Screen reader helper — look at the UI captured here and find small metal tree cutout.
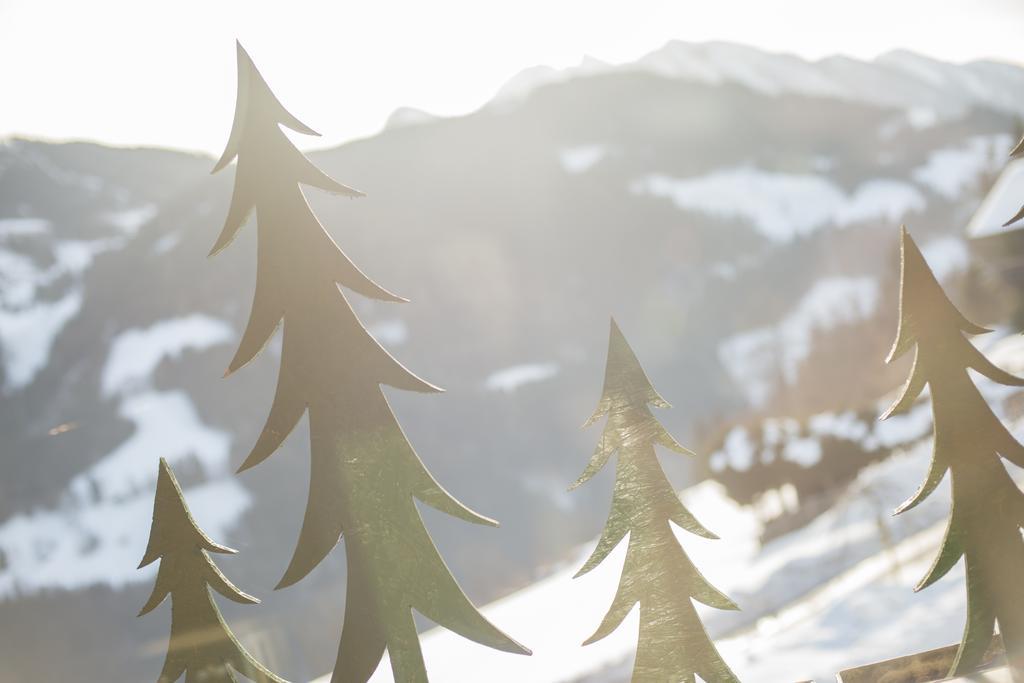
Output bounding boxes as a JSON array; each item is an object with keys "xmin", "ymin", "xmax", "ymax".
[
  {"xmin": 883, "ymin": 227, "xmax": 1024, "ymax": 678},
  {"xmin": 1007, "ymin": 135, "xmax": 1024, "ymax": 227},
  {"xmin": 571, "ymin": 319, "xmax": 740, "ymax": 682},
  {"xmin": 139, "ymin": 459, "xmax": 287, "ymax": 683},
  {"xmin": 210, "ymin": 43, "xmax": 530, "ymax": 682}
]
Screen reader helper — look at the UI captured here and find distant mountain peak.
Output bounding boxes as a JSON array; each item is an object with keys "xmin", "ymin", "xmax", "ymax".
[
  {"xmin": 489, "ymin": 54, "xmax": 611, "ymax": 107},
  {"xmin": 383, "ymin": 106, "xmax": 441, "ymax": 131},
  {"xmin": 487, "ymin": 40, "xmax": 1024, "ymax": 120}
]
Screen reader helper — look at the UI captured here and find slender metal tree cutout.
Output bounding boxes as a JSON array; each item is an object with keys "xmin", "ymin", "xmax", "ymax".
[
  {"xmin": 139, "ymin": 458, "xmax": 287, "ymax": 683},
  {"xmin": 1006, "ymin": 135, "xmax": 1024, "ymax": 227},
  {"xmin": 210, "ymin": 43, "xmax": 530, "ymax": 682},
  {"xmin": 570, "ymin": 319, "xmax": 740, "ymax": 683},
  {"xmin": 883, "ymin": 227, "xmax": 1024, "ymax": 678}
]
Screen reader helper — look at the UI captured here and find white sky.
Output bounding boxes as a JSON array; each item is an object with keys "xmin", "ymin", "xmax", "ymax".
[{"xmin": 1, "ymin": 0, "xmax": 1022, "ymax": 155}]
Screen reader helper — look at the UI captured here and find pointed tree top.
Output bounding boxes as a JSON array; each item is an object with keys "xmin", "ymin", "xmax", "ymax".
[
  {"xmin": 212, "ymin": 41, "xmax": 321, "ymax": 174},
  {"xmin": 208, "ymin": 41, "xmax": 363, "ymax": 257},
  {"xmin": 887, "ymin": 226, "xmax": 990, "ymax": 363},
  {"xmin": 585, "ymin": 318, "xmax": 669, "ymax": 426},
  {"xmin": 138, "ymin": 458, "xmax": 235, "ymax": 568}
]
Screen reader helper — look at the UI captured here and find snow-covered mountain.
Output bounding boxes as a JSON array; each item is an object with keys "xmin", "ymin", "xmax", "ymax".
[
  {"xmin": 0, "ymin": 42, "xmax": 1021, "ymax": 681},
  {"xmin": 492, "ymin": 40, "xmax": 1024, "ymax": 122}
]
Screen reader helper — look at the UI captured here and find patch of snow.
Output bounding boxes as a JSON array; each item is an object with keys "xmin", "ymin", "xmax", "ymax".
[
  {"xmin": 721, "ymin": 426, "xmax": 755, "ymax": 472},
  {"xmin": 809, "ymin": 411, "xmax": 870, "ymax": 442},
  {"xmin": 0, "ymin": 313, "xmax": 241, "ymax": 599},
  {"xmin": 53, "ymin": 240, "xmax": 105, "ymax": 276},
  {"xmin": 68, "ymin": 390, "xmax": 233, "ymax": 504},
  {"xmin": 783, "ymin": 437, "xmax": 823, "ymax": 467},
  {"xmin": 631, "ymin": 169, "xmax": 924, "ymax": 242},
  {"xmin": 716, "ymin": 328, "xmax": 777, "ymax": 407},
  {"xmin": 100, "ymin": 315, "xmax": 233, "ymax": 397},
  {"xmin": 906, "ymin": 106, "xmax": 939, "ymax": 130},
  {"xmin": 367, "ymin": 318, "xmax": 408, "ymax": 347},
  {"xmin": 485, "ymin": 362, "xmax": 560, "ymax": 393},
  {"xmin": 0, "ymin": 238, "xmax": 108, "ymax": 310},
  {"xmin": 718, "ymin": 277, "xmax": 879, "ymax": 406},
  {"xmin": 986, "ymin": 333, "xmax": 1024, "ymax": 377},
  {"xmin": 756, "ymin": 485, "xmax": 800, "ymax": 519},
  {"xmin": 0, "ymin": 223, "xmax": 122, "ymax": 390},
  {"xmin": 104, "ymin": 205, "xmax": 157, "ymax": 235},
  {"xmin": 710, "ymin": 262, "xmax": 738, "ymax": 280},
  {"xmin": 717, "ymin": 520, "xmax": 962, "ymax": 682},
  {"xmin": 0, "ymin": 217, "xmax": 49, "ymax": 238},
  {"xmin": 0, "ymin": 290, "xmax": 82, "ymax": 389},
  {"xmin": 0, "ymin": 249, "xmax": 42, "ymax": 307},
  {"xmin": 0, "ymin": 477, "xmax": 249, "ymax": 599},
  {"xmin": 834, "ymin": 180, "xmax": 927, "ymax": 227},
  {"xmin": 152, "ymin": 232, "xmax": 181, "ymax": 255},
  {"xmin": 558, "ymin": 145, "xmax": 607, "ymax": 174},
  {"xmin": 779, "ymin": 483, "xmax": 799, "ymax": 512},
  {"xmin": 811, "ymin": 155, "xmax": 836, "ymax": 172},
  {"xmin": 912, "ymin": 134, "xmax": 1012, "ymax": 200},
  {"xmin": 920, "ymin": 236, "xmax": 969, "ymax": 281},
  {"xmin": 762, "ymin": 418, "xmax": 798, "ymax": 447},
  {"xmin": 869, "ymin": 402, "xmax": 933, "ymax": 449}
]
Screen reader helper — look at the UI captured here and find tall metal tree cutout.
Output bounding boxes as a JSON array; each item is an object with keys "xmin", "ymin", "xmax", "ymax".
[
  {"xmin": 571, "ymin": 319, "xmax": 740, "ymax": 682},
  {"xmin": 139, "ymin": 459, "xmax": 287, "ymax": 683},
  {"xmin": 883, "ymin": 227, "xmax": 1024, "ymax": 678},
  {"xmin": 210, "ymin": 43, "xmax": 530, "ymax": 682}
]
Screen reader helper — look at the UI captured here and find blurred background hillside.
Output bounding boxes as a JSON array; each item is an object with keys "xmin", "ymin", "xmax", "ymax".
[{"xmin": 2, "ymin": 9, "xmax": 1024, "ymax": 682}]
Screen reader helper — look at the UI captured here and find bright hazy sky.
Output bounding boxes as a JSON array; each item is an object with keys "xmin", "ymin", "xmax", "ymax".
[{"xmin": 1, "ymin": 0, "xmax": 1022, "ymax": 155}]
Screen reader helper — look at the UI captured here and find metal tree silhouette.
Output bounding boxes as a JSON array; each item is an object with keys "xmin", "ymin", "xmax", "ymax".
[
  {"xmin": 571, "ymin": 319, "xmax": 740, "ymax": 682},
  {"xmin": 1006, "ymin": 135, "xmax": 1024, "ymax": 227},
  {"xmin": 139, "ymin": 459, "xmax": 287, "ymax": 683},
  {"xmin": 883, "ymin": 227, "xmax": 1024, "ymax": 678},
  {"xmin": 210, "ymin": 43, "xmax": 529, "ymax": 682}
]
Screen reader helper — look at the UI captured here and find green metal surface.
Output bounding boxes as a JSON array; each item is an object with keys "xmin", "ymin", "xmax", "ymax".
[
  {"xmin": 139, "ymin": 458, "xmax": 287, "ymax": 683},
  {"xmin": 571, "ymin": 319, "xmax": 740, "ymax": 683},
  {"xmin": 884, "ymin": 227, "xmax": 1024, "ymax": 681},
  {"xmin": 209, "ymin": 43, "xmax": 529, "ymax": 683}
]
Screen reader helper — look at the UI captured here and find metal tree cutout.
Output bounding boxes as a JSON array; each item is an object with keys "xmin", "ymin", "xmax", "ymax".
[
  {"xmin": 139, "ymin": 459, "xmax": 287, "ymax": 683},
  {"xmin": 571, "ymin": 319, "xmax": 740, "ymax": 683},
  {"xmin": 210, "ymin": 43, "xmax": 530, "ymax": 682},
  {"xmin": 883, "ymin": 227, "xmax": 1024, "ymax": 679},
  {"xmin": 1006, "ymin": 135, "xmax": 1024, "ymax": 227}
]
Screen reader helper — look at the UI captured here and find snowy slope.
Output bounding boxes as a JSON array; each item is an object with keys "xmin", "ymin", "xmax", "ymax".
[
  {"xmin": 310, "ymin": 446, "xmax": 948, "ymax": 683},
  {"xmin": 311, "ymin": 444, "xmax": 1007, "ymax": 683},
  {"xmin": 630, "ymin": 171, "xmax": 925, "ymax": 242},
  {"xmin": 0, "ymin": 314, "xmax": 248, "ymax": 598},
  {"xmin": 311, "ymin": 334, "xmax": 1024, "ymax": 683}
]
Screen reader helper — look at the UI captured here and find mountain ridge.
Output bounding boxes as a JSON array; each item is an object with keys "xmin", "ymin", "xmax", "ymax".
[{"xmin": 488, "ymin": 39, "xmax": 1024, "ymax": 123}]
